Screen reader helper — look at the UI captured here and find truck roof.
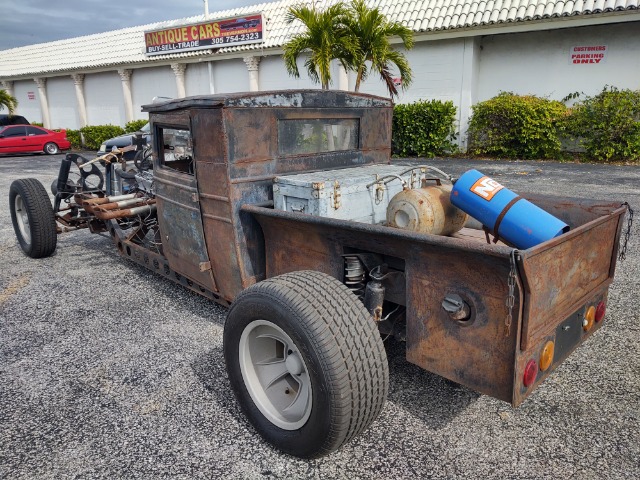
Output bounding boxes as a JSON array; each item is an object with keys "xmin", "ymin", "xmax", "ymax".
[{"xmin": 142, "ymin": 89, "xmax": 393, "ymax": 113}]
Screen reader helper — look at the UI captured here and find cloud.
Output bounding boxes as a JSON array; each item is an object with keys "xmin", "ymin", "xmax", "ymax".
[{"xmin": 0, "ymin": 0, "xmax": 256, "ymax": 50}]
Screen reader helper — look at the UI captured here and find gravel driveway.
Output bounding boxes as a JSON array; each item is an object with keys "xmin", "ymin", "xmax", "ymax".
[{"xmin": 0, "ymin": 153, "xmax": 638, "ymax": 479}]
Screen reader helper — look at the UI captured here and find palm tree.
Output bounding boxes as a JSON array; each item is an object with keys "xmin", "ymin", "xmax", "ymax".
[
  {"xmin": 283, "ymin": 3, "xmax": 356, "ymax": 89},
  {"xmin": 0, "ymin": 89, "xmax": 18, "ymax": 115},
  {"xmin": 346, "ymin": 0, "xmax": 414, "ymax": 98}
]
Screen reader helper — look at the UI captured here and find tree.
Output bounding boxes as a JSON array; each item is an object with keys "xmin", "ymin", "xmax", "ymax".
[
  {"xmin": 283, "ymin": 3, "xmax": 356, "ymax": 89},
  {"xmin": 346, "ymin": 0, "xmax": 414, "ymax": 98},
  {"xmin": 0, "ymin": 89, "xmax": 18, "ymax": 115}
]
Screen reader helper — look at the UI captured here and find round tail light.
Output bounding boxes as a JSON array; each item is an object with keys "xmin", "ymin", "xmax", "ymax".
[
  {"xmin": 595, "ymin": 301, "xmax": 606, "ymax": 322},
  {"xmin": 539, "ymin": 341, "xmax": 555, "ymax": 372},
  {"xmin": 523, "ymin": 359, "xmax": 538, "ymax": 387},
  {"xmin": 583, "ymin": 306, "xmax": 595, "ymax": 332}
]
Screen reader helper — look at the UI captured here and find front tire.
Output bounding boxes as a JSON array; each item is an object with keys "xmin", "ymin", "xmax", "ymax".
[
  {"xmin": 44, "ymin": 142, "xmax": 59, "ymax": 154},
  {"xmin": 9, "ymin": 179, "xmax": 57, "ymax": 258},
  {"xmin": 224, "ymin": 270, "xmax": 389, "ymax": 458}
]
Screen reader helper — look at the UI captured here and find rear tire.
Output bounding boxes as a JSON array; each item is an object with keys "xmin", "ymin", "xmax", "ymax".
[
  {"xmin": 44, "ymin": 142, "xmax": 59, "ymax": 154},
  {"xmin": 9, "ymin": 179, "xmax": 57, "ymax": 258},
  {"xmin": 224, "ymin": 270, "xmax": 389, "ymax": 458}
]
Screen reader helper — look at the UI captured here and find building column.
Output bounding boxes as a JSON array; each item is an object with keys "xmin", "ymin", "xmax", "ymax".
[
  {"xmin": 118, "ymin": 69, "xmax": 134, "ymax": 123},
  {"xmin": 1, "ymin": 80, "xmax": 14, "ymax": 98},
  {"xmin": 71, "ymin": 74, "xmax": 88, "ymax": 128},
  {"xmin": 207, "ymin": 61, "xmax": 215, "ymax": 94},
  {"xmin": 34, "ymin": 78, "xmax": 51, "ymax": 128},
  {"xmin": 243, "ymin": 56, "xmax": 261, "ymax": 92},
  {"xmin": 337, "ymin": 63, "xmax": 349, "ymax": 91},
  {"xmin": 458, "ymin": 37, "xmax": 481, "ymax": 151},
  {"xmin": 171, "ymin": 63, "xmax": 187, "ymax": 98}
]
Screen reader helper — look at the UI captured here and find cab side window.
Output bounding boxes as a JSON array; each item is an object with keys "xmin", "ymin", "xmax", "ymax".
[{"xmin": 156, "ymin": 126, "xmax": 194, "ymax": 175}]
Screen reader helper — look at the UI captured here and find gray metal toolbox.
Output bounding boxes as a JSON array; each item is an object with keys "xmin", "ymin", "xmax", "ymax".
[{"xmin": 273, "ymin": 164, "xmax": 427, "ymax": 224}]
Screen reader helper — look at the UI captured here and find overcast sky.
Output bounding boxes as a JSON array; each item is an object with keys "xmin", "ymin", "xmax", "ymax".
[{"xmin": 0, "ymin": 0, "xmax": 260, "ymax": 50}]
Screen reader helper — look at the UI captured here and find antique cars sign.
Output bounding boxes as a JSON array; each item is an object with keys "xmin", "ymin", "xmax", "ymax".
[{"xmin": 144, "ymin": 14, "xmax": 263, "ymax": 55}]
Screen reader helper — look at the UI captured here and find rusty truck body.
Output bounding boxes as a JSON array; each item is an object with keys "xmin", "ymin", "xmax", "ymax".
[{"xmin": 8, "ymin": 90, "xmax": 631, "ymax": 458}]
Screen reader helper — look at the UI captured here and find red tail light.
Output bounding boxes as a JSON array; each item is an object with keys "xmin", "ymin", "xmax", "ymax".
[
  {"xmin": 595, "ymin": 301, "xmax": 606, "ymax": 322},
  {"xmin": 523, "ymin": 359, "xmax": 538, "ymax": 387}
]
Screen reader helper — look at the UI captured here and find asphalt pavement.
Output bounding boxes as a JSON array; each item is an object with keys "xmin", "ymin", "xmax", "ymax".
[{"xmin": 0, "ymin": 152, "xmax": 638, "ymax": 479}]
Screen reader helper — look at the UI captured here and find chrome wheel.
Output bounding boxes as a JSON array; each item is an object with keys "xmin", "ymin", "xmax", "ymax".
[
  {"xmin": 14, "ymin": 194, "xmax": 31, "ymax": 244},
  {"xmin": 239, "ymin": 319, "xmax": 312, "ymax": 430},
  {"xmin": 44, "ymin": 142, "xmax": 59, "ymax": 154}
]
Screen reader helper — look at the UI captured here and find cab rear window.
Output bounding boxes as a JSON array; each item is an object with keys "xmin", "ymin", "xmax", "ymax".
[{"xmin": 277, "ymin": 118, "xmax": 359, "ymax": 155}]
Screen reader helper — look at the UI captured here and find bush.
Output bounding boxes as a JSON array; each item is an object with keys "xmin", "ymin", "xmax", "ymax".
[
  {"xmin": 124, "ymin": 119, "xmax": 148, "ymax": 133},
  {"xmin": 79, "ymin": 125, "xmax": 125, "ymax": 151},
  {"xmin": 467, "ymin": 92, "xmax": 567, "ymax": 159},
  {"xmin": 65, "ymin": 129, "xmax": 82, "ymax": 149},
  {"xmin": 392, "ymin": 100, "xmax": 457, "ymax": 157},
  {"xmin": 563, "ymin": 87, "xmax": 640, "ymax": 162}
]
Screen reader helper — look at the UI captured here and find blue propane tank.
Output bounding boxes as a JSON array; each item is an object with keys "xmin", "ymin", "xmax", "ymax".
[{"xmin": 450, "ymin": 169, "xmax": 570, "ymax": 249}]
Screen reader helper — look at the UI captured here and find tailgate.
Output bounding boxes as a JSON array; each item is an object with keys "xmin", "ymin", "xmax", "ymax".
[{"xmin": 513, "ymin": 197, "xmax": 628, "ymax": 405}]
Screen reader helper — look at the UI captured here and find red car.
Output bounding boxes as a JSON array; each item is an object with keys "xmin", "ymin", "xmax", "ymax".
[{"xmin": 0, "ymin": 124, "xmax": 71, "ymax": 155}]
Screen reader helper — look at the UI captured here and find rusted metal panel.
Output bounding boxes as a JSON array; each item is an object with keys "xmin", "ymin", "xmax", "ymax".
[
  {"xmin": 512, "ymin": 286, "xmax": 609, "ymax": 406},
  {"xmin": 404, "ymin": 251, "xmax": 518, "ymax": 402},
  {"xmin": 224, "ymin": 107, "xmax": 392, "ymax": 179},
  {"xmin": 190, "ymin": 108, "xmax": 243, "ymax": 301},
  {"xmin": 518, "ymin": 203, "xmax": 626, "ymax": 350},
  {"xmin": 154, "ymin": 159, "xmax": 217, "ymax": 291}
]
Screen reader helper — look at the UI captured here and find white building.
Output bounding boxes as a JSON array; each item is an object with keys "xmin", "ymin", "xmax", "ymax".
[{"xmin": 0, "ymin": 0, "xmax": 638, "ymax": 148}]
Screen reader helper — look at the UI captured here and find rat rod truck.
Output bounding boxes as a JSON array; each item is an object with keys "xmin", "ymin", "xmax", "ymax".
[{"xmin": 9, "ymin": 90, "xmax": 631, "ymax": 458}]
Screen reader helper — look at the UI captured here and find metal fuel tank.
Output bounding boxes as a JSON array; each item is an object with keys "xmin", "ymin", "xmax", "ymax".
[{"xmin": 386, "ymin": 181, "xmax": 468, "ymax": 236}]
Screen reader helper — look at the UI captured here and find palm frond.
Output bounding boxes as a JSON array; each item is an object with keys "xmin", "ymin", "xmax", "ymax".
[{"xmin": 0, "ymin": 90, "xmax": 18, "ymax": 114}]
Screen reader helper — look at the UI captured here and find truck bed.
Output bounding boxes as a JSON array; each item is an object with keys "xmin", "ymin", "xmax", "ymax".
[{"xmin": 243, "ymin": 194, "xmax": 628, "ymax": 406}]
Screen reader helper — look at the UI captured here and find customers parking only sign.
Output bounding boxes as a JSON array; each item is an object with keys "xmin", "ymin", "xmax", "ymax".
[
  {"xmin": 144, "ymin": 14, "xmax": 263, "ymax": 55},
  {"xmin": 570, "ymin": 45, "xmax": 608, "ymax": 65}
]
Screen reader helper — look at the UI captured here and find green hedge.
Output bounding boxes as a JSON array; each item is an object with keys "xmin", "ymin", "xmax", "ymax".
[
  {"xmin": 79, "ymin": 125, "xmax": 125, "ymax": 151},
  {"xmin": 65, "ymin": 129, "xmax": 82, "ymax": 149},
  {"xmin": 392, "ymin": 100, "xmax": 457, "ymax": 157},
  {"xmin": 125, "ymin": 119, "xmax": 148, "ymax": 133},
  {"xmin": 563, "ymin": 87, "xmax": 640, "ymax": 162},
  {"xmin": 467, "ymin": 92, "xmax": 567, "ymax": 159}
]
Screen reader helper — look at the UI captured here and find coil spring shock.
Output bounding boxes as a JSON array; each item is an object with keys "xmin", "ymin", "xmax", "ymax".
[{"xmin": 344, "ymin": 256, "xmax": 366, "ymax": 300}]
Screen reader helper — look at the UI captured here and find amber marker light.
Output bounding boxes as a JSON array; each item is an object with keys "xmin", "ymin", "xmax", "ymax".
[
  {"xmin": 595, "ymin": 301, "xmax": 606, "ymax": 322},
  {"xmin": 523, "ymin": 359, "xmax": 538, "ymax": 387},
  {"xmin": 539, "ymin": 341, "xmax": 555, "ymax": 372},
  {"xmin": 583, "ymin": 306, "xmax": 596, "ymax": 331}
]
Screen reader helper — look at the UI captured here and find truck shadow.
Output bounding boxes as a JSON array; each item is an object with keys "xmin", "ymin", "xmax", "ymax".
[
  {"xmin": 384, "ymin": 338, "xmax": 481, "ymax": 429},
  {"xmin": 191, "ymin": 337, "xmax": 482, "ymax": 434}
]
